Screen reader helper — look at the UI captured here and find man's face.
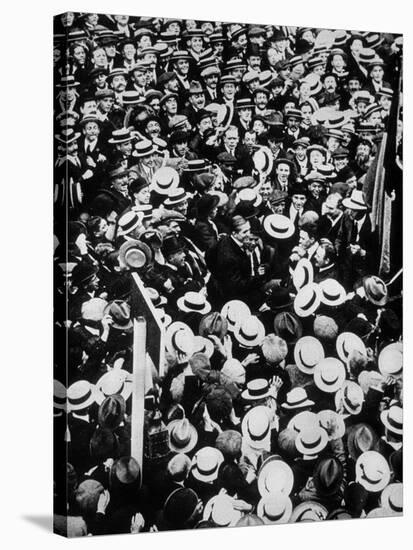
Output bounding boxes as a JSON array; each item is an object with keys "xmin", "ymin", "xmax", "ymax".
[
  {"xmin": 190, "ymin": 92, "xmax": 206, "ymax": 109},
  {"xmin": 98, "ymin": 97, "xmax": 114, "ymax": 113},
  {"xmin": 169, "ymin": 250, "xmax": 186, "ymax": 268},
  {"xmin": 222, "ymin": 83, "xmax": 236, "ymax": 100},
  {"xmin": 295, "ymin": 145, "xmax": 307, "ymax": 160},
  {"xmin": 141, "ymin": 153, "xmax": 156, "ymax": 168},
  {"xmin": 81, "ymin": 100, "xmax": 97, "ymax": 115},
  {"xmin": 292, "ymin": 194, "xmax": 306, "ymax": 210},
  {"xmin": 356, "ymin": 100, "xmax": 368, "ymax": 115},
  {"xmin": 149, "ymin": 99, "xmax": 160, "ymax": 114},
  {"xmin": 111, "ymin": 75, "xmax": 127, "ymax": 92},
  {"xmin": 138, "ymin": 36, "xmax": 152, "ymax": 49},
  {"xmin": 224, "ymin": 130, "xmax": 239, "ymax": 150},
  {"xmin": 132, "ymin": 70, "xmax": 146, "ymax": 87},
  {"xmin": 104, "ymin": 43, "xmax": 117, "ymax": 59},
  {"xmin": 198, "ymin": 117, "xmax": 213, "ymax": 133},
  {"xmin": 239, "ymin": 107, "xmax": 252, "ymax": 123},
  {"xmin": 166, "ymin": 78, "xmax": 179, "ymax": 93},
  {"xmin": 167, "ymin": 22, "xmax": 181, "ymax": 35},
  {"xmin": 324, "ymin": 76, "xmax": 337, "ymax": 93},
  {"xmin": 232, "ymin": 67, "xmax": 245, "ymax": 80},
  {"xmin": 175, "ymin": 59, "xmax": 189, "ymax": 76},
  {"xmin": 274, "ymin": 39, "xmax": 286, "ymax": 53},
  {"xmin": 204, "ymin": 74, "xmax": 219, "ymax": 89},
  {"xmin": 350, "ymin": 39, "xmax": 363, "ymax": 56},
  {"xmin": 299, "ymin": 230, "xmax": 313, "ymax": 250},
  {"xmin": 213, "ymin": 42, "xmax": 225, "ymax": 56},
  {"xmin": 276, "ymin": 163, "xmax": 290, "ymax": 183},
  {"xmin": 259, "ymin": 181, "xmax": 273, "ymax": 201},
  {"xmin": 309, "ymin": 181, "xmax": 323, "ymax": 199},
  {"xmin": 61, "ymin": 12, "xmax": 75, "ymax": 26},
  {"xmin": 175, "ymin": 200, "xmax": 188, "ymax": 216},
  {"xmin": 326, "ymin": 137, "xmax": 340, "ymax": 152},
  {"xmin": 272, "ymin": 201, "xmax": 285, "ymax": 214},
  {"xmin": 369, "ymin": 112, "xmax": 382, "ymax": 126},
  {"xmin": 324, "ymin": 197, "xmax": 341, "ymax": 218},
  {"xmin": 144, "ymin": 53, "xmax": 157, "ymax": 67},
  {"xmin": 117, "ymin": 140, "xmax": 133, "ymax": 157},
  {"xmin": 379, "ymin": 95, "xmax": 392, "ymax": 111},
  {"xmin": 247, "ymin": 78, "xmax": 260, "ymax": 92},
  {"xmin": 254, "ymin": 92, "xmax": 268, "ymax": 109},
  {"xmin": 112, "ymin": 174, "xmax": 129, "ymax": 194},
  {"xmin": 123, "ymin": 44, "xmax": 136, "ymax": 60},
  {"xmin": 233, "ymin": 221, "xmax": 251, "ymax": 245},
  {"xmin": 67, "ymin": 141, "xmax": 78, "ymax": 155},
  {"xmin": 243, "ymin": 131, "xmax": 256, "ymax": 152},
  {"xmin": 236, "ymin": 34, "xmax": 248, "ymax": 48},
  {"xmin": 314, "ymin": 246, "xmax": 327, "ymax": 268},
  {"xmin": 300, "ymin": 82, "xmax": 310, "ymax": 100},
  {"xmin": 83, "ymin": 121, "xmax": 100, "ymax": 140},
  {"xmin": 164, "ymin": 97, "xmax": 178, "ymax": 115},
  {"xmin": 267, "ymin": 48, "xmax": 279, "ymax": 65},
  {"xmin": 93, "ymin": 49, "xmax": 107, "ymax": 67},
  {"xmin": 190, "ymin": 37, "xmax": 203, "ymax": 53},
  {"xmin": 146, "ymin": 120, "xmax": 161, "ymax": 138},
  {"xmin": 313, "ymin": 64, "xmax": 325, "ymax": 76},
  {"xmin": 271, "ymin": 84, "xmax": 283, "ymax": 97},
  {"xmin": 135, "ymin": 186, "xmax": 151, "ymax": 204},
  {"xmin": 310, "ymin": 150, "xmax": 324, "ymax": 167},
  {"xmin": 94, "ymin": 73, "xmax": 107, "ymax": 89},
  {"xmin": 73, "ymin": 46, "xmax": 86, "ymax": 65},
  {"xmin": 348, "ymin": 79, "xmax": 361, "ymax": 94},
  {"xmin": 371, "ymin": 66, "xmax": 384, "ymax": 81},
  {"xmin": 173, "ymin": 140, "xmax": 188, "ymax": 156},
  {"xmin": 286, "ymin": 116, "xmax": 300, "ymax": 131},
  {"xmin": 334, "ymin": 157, "xmax": 348, "ymax": 172},
  {"xmin": 253, "ymin": 120, "xmax": 265, "ymax": 134},
  {"xmin": 248, "ymin": 56, "xmax": 261, "ymax": 70}
]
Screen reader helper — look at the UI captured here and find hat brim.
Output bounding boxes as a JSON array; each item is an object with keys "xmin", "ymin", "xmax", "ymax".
[
  {"xmin": 290, "ymin": 501, "xmax": 328, "ymax": 522},
  {"xmin": 263, "ymin": 216, "xmax": 295, "ymax": 240},
  {"xmin": 95, "ymin": 371, "xmax": 133, "ymax": 405},
  {"xmin": 257, "ymin": 456, "xmax": 294, "ymax": 497},
  {"xmin": 313, "ymin": 369, "xmax": 346, "ymax": 394},
  {"xmin": 167, "ymin": 420, "xmax": 199, "ymax": 453},
  {"xmin": 295, "ymin": 430, "xmax": 328, "ymax": 455},
  {"xmin": 257, "ymin": 496, "xmax": 293, "ymax": 524},
  {"xmin": 234, "ymin": 323, "xmax": 265, "ymax": 348},
  {"xmin": 380, "ymin": 410, "xmax": 403, "ymax": 435}
]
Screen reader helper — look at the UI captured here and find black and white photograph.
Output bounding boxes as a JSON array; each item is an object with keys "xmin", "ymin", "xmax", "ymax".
[{"xmin": 52, "ymin": 11, "xmax": 403, "ymax": 538}]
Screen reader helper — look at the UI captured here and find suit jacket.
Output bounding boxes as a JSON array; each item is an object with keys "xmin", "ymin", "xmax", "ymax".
[
  {"xmin": 193, "ymin": 219, "xmax": 219, "ymax": 252},
  {"xmin": 90, "ymin": 187, "xmax": 132, "ymax": 217},
  {"xmin": 318, "ymin": 213, "xmax": 344, "ymax": 244}
]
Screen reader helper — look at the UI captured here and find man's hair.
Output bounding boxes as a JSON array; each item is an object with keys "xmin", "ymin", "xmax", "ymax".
[
  {"xmin": 300, "ymin": 221, "xmax": 318, "ymax": 241},
  {"xmin": 319, "ymin": 241, "xmax": 337, "ymax": 264},
  {"xmin": 231, "ymin": 215, "xmax": 248, "ymax": 233},
  {"xmin": 325, "ymin": 192, "xmax": 342, "ymax": 208},
  {"xmin": 224, "ymin": 125, "xmax": 239, "ymax": 137}
]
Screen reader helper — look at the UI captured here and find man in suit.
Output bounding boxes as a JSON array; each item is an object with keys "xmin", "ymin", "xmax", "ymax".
[
  {"xmin": 314, "ymin": 241, "xmax": 340, "ymax": 282},
  {"xmin": 91, "ymin": 165, "xmax": 132, "ymax": 218},
  {"xmin": 318, "ymin": 192, "xmax": 344, "ymax": 243}
]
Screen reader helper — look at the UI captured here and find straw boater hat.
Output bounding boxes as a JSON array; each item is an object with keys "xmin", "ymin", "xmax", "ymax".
[
  {"xmin": 166, "ymin": 321, "xmax": 195, "ymax": 356},
  {"xmin": 155, "ymin": 308, "xmax": 172, "ymax": 328},
  {"xmin": 177, "ymin": 291, "xmax": 211, "ymax": 315},
  {"xmin": 287, "ymin": 411, "xmax": 319, "ymax": 433},
  {"xmin": 119, "ymin": 240, "xmax": 153, "ymax": 270},
  {"xmin": 294, "ymin": 335, "xmax": 325, "ymax": 374},
  {"xmin": 257, "ymin": 456, "xmax": 294, "ymax": 497},
  {"xmin": 355, "ymin": 451, "xmax": 391, "ymax": 492},
  {"xmin": 233, "ymin": 316, "xmax": 265, "ymax": 348},
  {"xmin": 108, "ymin": 128, "xmax": 134, "ymax": 144},
  {"xmin": 380, "ymin": 483, "xmax": 403, "ymax": 516},
  {"xmin": 146, "ymin": 287, "xmax": 167, "ymax": 308},
  {"xmin": 54, "ymin": 380, "xmax": 67, "ymax": 411},
  {"xmin": 117, "ymin": 211, "xmax": 144, "ymax": 237},
  {"xmin": 317, "ymin": 410, "xmax": 346, "ymax": 440},
  {"xmin": 191, "ymin": 446, "xmax": 224, "ymax": 483},
  {"xmin": 295, "ymin": 425, "xmax": 329, "ymax": 456},
  {"xmin": 95, "ymin": 369, "xmax": 133, "ymax": 405},
  {"xmin": 313, "ymin": 357, "xmax": 346, "ymax": 393},
  {"xmin": 203, "ymin": 493, "xmax": 242, "ymax": 527},
  {"xmin": 335, "ymin": 380, "xmax": 364, "ymax": 415},
  {"xmin": 336, "ymin": 332, "xmax": 367, "ymax": 364},
  {"xmin": 281, "ymin": 388, "xmax": 314, "ymax": 410},
  {"xmin": 67, "ymin": 380, "xmax": 97, "ymax": 412},
  {"xmin": 221, "ymin": 300, "xmax": 251, "ymax": 332},
  {"xmin": 319, "ymin": 278, "xmax": 347, "ymax": 307},
  {"xmin": 151, "ymin": 167, "xmax": 180, "ymax": 195},
  {"xmin": 290, "ymin": 501, "xmax": 328, "ymax": 522},
  {"xmin": 294, "ymin": 283, "xmax": 322, "ymax": 318},
  {"xmin": 164, "ymin": 187, "xmax": 191, "ymax": 209},
  {"xmin": 342, "ymin": 189, "xmax": 368, "ymax": 211},
  {"xmin": 257, "ymin": 493, "xmax": 293, "ymax": 524},
  {"xmin": 253, "ymin": 146, "xmax": 274, "ymax": 176},
  {"xmin": 192, "ymin": 335, "xmax": 214, "ymax": 359},
  {"xmin": 292, "ymin": 258, "xmax": 314, "ymax": 291},
  {"xmin": 167, "ymin": 417, "xmax": 198, "ymax": 454},
  {"xmin": 378, "ymin": 342, "xmax": 403, "ymax": 379},
  {"xmin": 241, "ymin": 405, "xmax": 272, "ymax": 450},
  {"xmin": 380, "ymin": 405, "xmax": 403, "ymax": 435},
  {"xmin": 263, "ymin": 214, "xmax": 295, "ymax": 240},
  {"xmin": 241, "ymin": 379, "xmax": 272, "ymax": 401}
]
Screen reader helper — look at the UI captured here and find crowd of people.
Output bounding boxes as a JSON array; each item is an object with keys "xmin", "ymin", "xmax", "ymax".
[{"xmin": 53, "ymin": 12, "xmax": 403, "ymax": 537}]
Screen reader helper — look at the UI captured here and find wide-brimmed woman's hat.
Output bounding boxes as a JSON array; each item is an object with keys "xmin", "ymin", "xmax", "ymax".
[
  {"xmin": 336, "ymin": 332, "xmax": 367, "ymax": 364},
  {"xmin": 192, "ymin": 335, "xmax": 214, "ymax": 358},
  {"xmin": 378, "ymin": 342, "xmax": 403, "ymax": 378},
  {"xmin": 177, "ymin": 291, "xmax": 211, "ymax": 315},
  {"xmin": 253, "ymin": 146, "xmax": 274, "ymax": 176},
  {"xmin": 294, "ymin": 283, "xmax": 322, "ymax": 318},
  {"xmin": 335, "ymin": 380, "xmax": 364, "ymax": 415},
  {"xmin": 347, "ymin": 423, "xmax": 379, "ymax": 460},
  {"xmin": 290, "ymin": 501, "xmax": 328, "ymax": 522},
  {"xmin": 314, "ymin": 357, "xmax": 346, "ymax": 393},
  {"xmin": 167, "ymin": 417, "xmax": 198, "ymax": 453},
  {"xmin": 292, "ymin": 258, "xmax": 314, "ymax": 291},
  {"xmin": 319, "ymin": 278, "xmax": 347, "ymax": 306},
  {"xmin": 67, "ymin": 380, "xmax": 97, "ymax": 412},
  {"xmin": 257, "ymin": 493, "xmax": 293, "ymax": 524},
  {"xmin": 257, "ymin": 456, "xmax": 294, "ymax": 497},
  {"xmin": 119, "ymin": 239, "xmax": 153, "ymax": 270},
  {"xmin": 317, "ymin": 410, "xmax": 345, "ymax": 440},
  {"xmin": 281, "ymin": 388, "xmax": 314, "ymax": 410},
  {"xmin": 221, "ymin": 300, "xmax": 251, "ymax": 332},
  {"xmin": 380, "ymin": 483, "xmax": 403, "ymax": 516},
  {"xmin": 166, "ymin": 321, "xmax": 195, "ymax": 356},
  {"xmin": 203, "ymin": 493, "xmax": 242, "ymax": 527},
  {"xmin": 233, "ymin": 316, "xmax": 265, "ymax": 348},
  {"xmin": 54, "ymin": 380, "xmax": 67, "ymax": 411},
  {"xmin": 241, "ymin": 379, "xmax": 272, "ymax": 401},
  {"xmin": 151, "ymin": 167, "xmax": 180, "ymax": 195},
  {"xmin": 295, "ymin": 425, "xmax": 329, "ymax": 456},
  {"xmin": 287, "ymin": 410, "xmax": 319, "ymax": 433},
  {"xmin": 95, "ymin": 369, "xmax": 133, "ymax": 405},
  {"xmin": 241, "ymin": 405, "xmax": 272, "ymax": 450},
  {"xmin": 356, "ymin": 451, "xmax": 391, "ymax": 492},
  {"xmin": 380, "ymin": 405, "xmax": 403, "ymax": 435},
  {"xmin": 263, "ymin": 214, "xmax": 295, "ymax": 240},
  {"xmin": 294, "ymin": 336, "xmax": 325, "ymax": 374},
  {"xmin": 191, "ymin": 446, "xmax": 224, "ymax": 483}
]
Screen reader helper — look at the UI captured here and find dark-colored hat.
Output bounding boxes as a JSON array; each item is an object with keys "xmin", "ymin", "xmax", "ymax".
[
  {"xmin": 266, "ymin": 286, "xmax": 293, "ymax": 311},
  {"xmin": 164, "ymin": 488, "xmax": 199, "ymax": 527},
  {"xmin": 273, "ymin": 311, "xmax": 303, "ymax": 344},
  {"xmin": 313, "ymin": 457, "xmax": 343, "ymax": 497},
  {"xmin": 103, "ymin": 300, "xmax": 132, "ymax": 330},
  {"xmin": 199, "ymin": 312, "xmax": 228, "ymax": 339},
  {"xmin": 343, "ymin": 482, "xmax": 368, "ymax": 517},
  {"xmin": 347, "ymin": 423, "xmax": 379, "ymax": 460},
  {"xmin": 162, "ymin": 236, "xmax": 184, "ymax": 257},
  {"xmin": 98, "ymin": 394, "xmax": 126, "ymax": 430},
  {"xmin": 75, "ymin": 480, "xmax": 104, "ymax": 516},
  {"xmin": 157, "ymin": 71, "xmax": 178, "ymax": 88},
  {"xmin": 111, "ymin": 456, "xmax": 140, "ymax": 486},
  {"xmin": 196, "ymin": 193, "xmax": 220, "ymax": 217},
  {"xmin": 206, "ymin": 387, "xmax": 233, "ymax": 423},
  {"xmin": 71, "ymin": 262, "xmax": 98, "ymax": 288}
]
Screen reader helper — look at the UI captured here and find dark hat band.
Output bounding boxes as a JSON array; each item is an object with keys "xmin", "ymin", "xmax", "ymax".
[
  {"xmin": 54, "ymin": 395, "xmax": 66, "ymax": 405},
  {"xmin": 323, "ymin": 290, "xmax": 341, "ymax": 301},
  {"xmin": 183, "ymin": 298, "xmax": 205, "ymax": 311},
  {"xmin": 351, "ymin": 197, "xmax": 367, "ymax": 208},
  {"xmin": 320, "ymin": 374, "xmax": 339, "ymax": 386},
  {"xmin": 389, "ymin": 496, "xmax": 402, "ymax": 513},
  {"xmin": 269, "ymin": 222, "xmax": 289, "ymax": 234},
  {"xmin": 359, "ymin": 464, "xmax": 382, "ymax": 484},
  {"xmin": 298, "ymin": 350, "xmax": 317, "ymax": 369},
  {"xmin": 69, "ymin": 389, "xmax": 92, "ymax": 405},
  {"xmin": 344, "ymin": 387, "xmax": 358, "ymax": 411},
  {"xmin": 156, "ymin": 176, "xmax": 175, "ymax": 188},
  {"xmin": 103, "ymin": 382, "xmax": 124, "ymax": 398},
  {"xmin": 248, "ymin": 384, "xmax": 269, "ymax": 397},
  {"xmin": 301, "ymin": 434, "xmax": 322, "ymax": 449},
  {"xmin": 248, "ymin": 420, "xmax": 270, "ymax": 441},
  {"xmin": 136, "ymin": 143, "xmax": 155, "ymax": 156},
  {"xmin": 171, "ymin": 428, "xmax": 191, "ymax": 447},
  {"xmin": 264, "ymin": 507, "xmax": 285, "ymax": 521},
  {"xmin": 239, "ymin": 327, "xmax": 259, "ymax": 341},
  {"xmin": 288, "ymin": 395, "xmax": 310, "ymax": 407},
  {"xmin": 120, "ymin": 216, "xmax": 140, "ymax": 233},
  {"xmin": 386, "ymin": 414, "xmax": 402, "ymax": 432},
  {"xmin": 300, "ymin": 291, "xmax": 318, "ymax": 312},
  {"xmin": 197, "ymin": 462, "xmax": 218, "ymax": 476}
]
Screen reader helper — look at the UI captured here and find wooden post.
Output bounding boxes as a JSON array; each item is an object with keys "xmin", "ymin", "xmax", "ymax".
[{"xmin": 131, "ymin": 316, "xmax": 146, "ymax": 478}]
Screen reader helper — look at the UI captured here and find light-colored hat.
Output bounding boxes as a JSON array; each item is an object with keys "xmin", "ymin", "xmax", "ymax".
[
  {"xmin": 81, "ymin": 298, "xmax": 108, "ymax": 322},
  {"xmin": 221, "ymin": 358, "xmax": 245, "ymax": 385},
  {"xmin": 257, "ymin": 455, "xmax": 294, "ymax": 497},
  {"xmin": 221, "ymin": 300, "xmax": 251, "ymax": 332},
  {"xmin": 151, "ymin": 167, "xmax": 180, "ymax": 195},
  {"xmin": 154, "ymin": 307, "xmax": 172, "ymax": 328},
  {"xmin": 294, "ymin": 336, "xmax": 325, "ymax": 374},
  {"xmin": 263, "ymin": 214, "xmax": 295, "ymax": 240},
  {"xmin": 336, "ymin": 332, "xmax": 367, "ymax": 364},
  {"xmin": 317, "ymin": 410, "xmax": 345, "ymax": 440},
  {"xmin": 203, "ymin": 493, "xmax": 242, "ymax": 527},
  {"xmin": 233, "ymin": 316, "xmax": 265, "ymax": 348},
  {"xmin": 319, "ymin": 278, "xmax": 347, "ymax": 306},
  {"xmin": 191, "ymin": 446, "xmax": 224, "ymax": 483},
  {"xmin": 290, "ymin": 501, "xmax": 328, "ymax": 522},
  {"xmin": 54, "ymin": 380, "xmax": 67, "ymax": 411},
  {"xmin": 380, "ymin": 483, "xmax": 403, "ymax": 516},
  {"xmin": 295, "ymin": 426, "xmax": 329, "ymax": 456},
  {"xmin": 167, "ymin": 417, "xmax": 198, "ymax": 454},
  {"xmin": 192, "ymin": 335, "xmax": 214, "ymax": 359},
  {"xmin": 313, "ymin": 358, "xmax": 346, "ymax": 393},
  {"xmin": 177, "ymin": 291, "xmax": 211, "ymax": 315},
  {"xmin": 166, "ymin": 321, "xmax": 195, "ymax": 356},
  {"xmin": 95, "ymin": 369, "xmax": 133, "ymax": 405},
  {"xmin": 241, "ymin": 379, "xmax": 272, "ymax": 401},
  {"xmin": 287, "ymin": 411, "xmax": 319, "ymax": 433},
  {"xmin": 133, "ymin": 138, "xmax": 157, "ymax": 157},
  {"xmin": 294, "ymin": 283, "xmax": 322, "ymax": 318},
  {"xmin": 380, "ymin": 405, "xmax": 403, "ymax": 435},
  {"xmin": 358, "ymin": 369, "xmax": 384, "ymax": 394},
  {"xmin": 292, "ymin": 258, "xmax": 314, "ymax": 291},
  {"xmin": 378, "ymin": 342, "xmax": 403, "ymax": 378},
  {"xmin": 241, "ymin": 406, "xmax": 272, "ymax": 449},
  {"xmin": 117, "ymin": 211, "xmax": 144, "ymax": 236},
  {"xmin": 257, "ymin": 493, "xmax": 293, "ymax": 524},
  {"xmin": 335, "ymin": 380, "xmax": 364, "ymax": 415},
  {"xmin": 342, "ymin": 189, "xmax": 368, "ymax": 211},
  {"xmin": 67, "ymin": 380, "xmax": 97, "ymax": 412},
  {"xmin": 253, "ymin": 146, "xmax": 274, "ymax": 176},
  {"xmin": 356, "ymin": 451, "xmax": 391, "ymax": 492},
  {"xmin": 282, "ymin": 388, "xmax": 314, "ymax": 410}
]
